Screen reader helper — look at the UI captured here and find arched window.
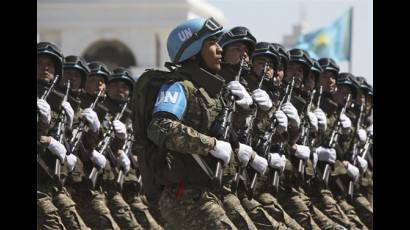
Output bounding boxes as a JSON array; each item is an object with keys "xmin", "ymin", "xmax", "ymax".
[{"xmin": 83, "ymin": 40, "xmax": 137, "ymax": 70}]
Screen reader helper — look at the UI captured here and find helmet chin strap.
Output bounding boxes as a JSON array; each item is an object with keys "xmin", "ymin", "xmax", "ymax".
[{"xmin": 194, "ymin": 53, "xmax": 218, "ymax": 75}]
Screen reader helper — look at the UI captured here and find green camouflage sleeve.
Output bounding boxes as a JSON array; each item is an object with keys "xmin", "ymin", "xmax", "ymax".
[
  {"xmin": 37, "ymin": 120, "xmax": 50, "ymax": 136},
  {"xmin": 82, "ymin": 128, "xmax": 104, "ymax": 152},
  {"xmin": 232, "ymin": 105, "xmax": 256, "ymax": 133},
  {"xmin": 337, "ymin": 133, "xmax": 354, "ymax": 161},
  {"xmin": 288, "ymin": 125, "xmax": 301, "ymax": 145},
  {"xmin": 147, "ymin": 116, "xmax": 216, "ymax": 156}
]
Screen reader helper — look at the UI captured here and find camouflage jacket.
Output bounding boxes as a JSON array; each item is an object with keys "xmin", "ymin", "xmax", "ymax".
[
  {"xmin": 37, "ymin": 83, "xmax": 82, "ymax": 192},
  {"xmin": 147, "ymin": 62, "xmax": 231, "ymax": 187}
]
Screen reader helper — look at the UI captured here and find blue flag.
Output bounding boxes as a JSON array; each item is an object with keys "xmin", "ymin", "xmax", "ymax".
[{"xmin": 295, "ymin": 7, "xmax": 353, "ymax": 61}]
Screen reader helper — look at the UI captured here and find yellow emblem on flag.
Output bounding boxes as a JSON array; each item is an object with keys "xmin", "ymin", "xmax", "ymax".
[{"xmin": 314, "ymin": 32, "xmax": 331, "ymax": 46}]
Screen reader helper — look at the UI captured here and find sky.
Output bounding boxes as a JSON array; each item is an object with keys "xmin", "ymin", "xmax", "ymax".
[{"xmin": 206, "ymin": 0, "xmax": 373, "ymax": 85}]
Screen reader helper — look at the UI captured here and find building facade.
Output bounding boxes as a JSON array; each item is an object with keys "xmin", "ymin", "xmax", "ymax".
[{"xmin": 38, "ymin": 0, "xmax": 225, "ymax": 77}]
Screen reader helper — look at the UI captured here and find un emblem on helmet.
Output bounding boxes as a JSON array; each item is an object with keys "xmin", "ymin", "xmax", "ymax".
[{"xmin": 178, "ymin": 28, "xmax": 193, "ymax": 42}]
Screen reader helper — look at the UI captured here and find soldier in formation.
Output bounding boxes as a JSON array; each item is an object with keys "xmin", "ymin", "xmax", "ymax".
[{"xmin": 37, "ymin": 16, "xmax": 373, "ymax": 230}]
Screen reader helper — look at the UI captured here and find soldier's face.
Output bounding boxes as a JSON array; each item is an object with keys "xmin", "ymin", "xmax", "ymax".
[
  {"xmin": 304, "ymin": 72, "xmax": 316, "ymax": 92},
  {"xmin": 320, "ymin": 71, "xmax": 337, "ymax": 94},
  {"xmin": 61, "ymin": 69, "xmax": 82, "ymax": 91},
  {"xmin": 285, "ymin": 62, "xmax": 304, "ymax": 87},
  {"xmin": 223, "ymin": 42, "xmax": 250, "ymax": 65},
  {"xmin": 200, "ymin": 38, "xmax": 223, "ymax": 73},
  {"xmin": 37, "ymin": 55, "xmax": 55, "ymax": 82},
  {"xmin": 252, "ymin": 56, "xmax": 274, "ymax": 80},
  {"xmin": 85, "ymin": 75, "xmax": 106, "ymax": 95},
  {"xmin": 274, "ymin": 68, "xmax": 284, "ymax": 86},
  {"xmin": 107, "ymin": 80, "xmax": 130, "ymax": 101},
  {"xmin": 365, "ymin": 94, "xmax": 373, "ymax": 113},
  {"xmin": 277, "ymin": 69, "xmax": 284, "ymax": 81},
  {"xmin": 334, "ymin": 85, "xmax": 352, "ymax": 105},
  {"xmin": 356, "ymin": 91, "xmax": 366, "ymax": 106}
]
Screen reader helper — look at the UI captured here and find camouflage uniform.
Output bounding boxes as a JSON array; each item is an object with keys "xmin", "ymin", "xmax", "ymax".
[
  {"xmin": 37, "ymin": 191, "xmax": 66, "ymax": 230},
  {"xmin": 230, "ymin": 69, "xmax": 302, "ymax": 230},
  {"xmin": 37, "ymin": 84, "xmax": 90, "ymax": 230},
  {"xmin": 96, "ymin": 97, "xmax": 143, "ymax": 229},
  {"xmin": 67, "ymin": 92, "xmax": 122, "ymax": 230},
  {"xmin": 335, "ymin": 104, "xmax": 371, "ymax": 230},
  {"xmin": 279, "ymin": 158, "xmax": 339, "ymax": 230},
  {"xmin": 147, "ymin": 62, "xmax": 237, "ymax": 229},
  {"xmin": 37, "ymin": 82, "xmax": 65, "ymax": 230},
  {"xmin": 312, "ymin": 95, "xmax": 368, "ymax": 230},
  {"xmin": 259, "ymin": 49, "xmax": 342, "ymax": 230},
  {"xmin": 69, "ymin": 145, "xmax": 123, "ymax": 230},
  {"xmin": 307, "ymin": 96, "xmax": 355, "ymax": 229},
  {"xmin": 351, "ymin": 112, "xmax": 373, "ymax": 229},
  {"xmin": 103, "ymin": 97, "xmax": 164, "ymax": 230},
  {"xmin": 218, "ymin": 63, "xmax": 262, "ymax": 230}
]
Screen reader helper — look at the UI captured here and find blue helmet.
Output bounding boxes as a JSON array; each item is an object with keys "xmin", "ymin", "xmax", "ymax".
[{"xmin": 167, "ymin": 17, "xmax": 224, "ymax": 64}]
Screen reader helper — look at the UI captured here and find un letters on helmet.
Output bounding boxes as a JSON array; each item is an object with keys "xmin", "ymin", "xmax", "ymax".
[{"xmin": 178, "ymin": 28, "xmax": 193, "ymax": 42}]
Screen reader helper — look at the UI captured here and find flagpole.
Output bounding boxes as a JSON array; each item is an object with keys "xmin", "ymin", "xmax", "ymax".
[{"xmin": 348, "ymin": 7, "xmax": 353, "ymax": 73}]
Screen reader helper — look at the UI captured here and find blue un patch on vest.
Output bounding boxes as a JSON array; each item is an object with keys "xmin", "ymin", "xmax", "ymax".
[{"xmin": 153, "ymin": 82, "xmax": 187, "ymax": 120}]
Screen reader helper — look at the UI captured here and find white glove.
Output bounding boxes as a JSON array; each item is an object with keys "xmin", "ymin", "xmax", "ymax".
[
  {"xmin": 81, "ymin": 108, "xmax": 101, "ymax": 133},
  {"xmin": 357, "ymin": 129, "xmax": 367, "ymax": 143},
  {"xmin": 90, "ymin": 150, "xmax": 107, "ymax": 169},
  {"xmin": 307, "ymin": 111, "xmax": 318, "ymax": 132},
  {"xmin": 268, "ymin": 153, "xmax": 286, "ymax": 172},
  {"xmin": 281, "ymin": 102, "xmax": 300, "ymax": 128},
  {"xmin": 113, "ymin": 120, "xmax": 127, "ymax": 140},
  {"xmin": 47, "ymin": 137, "xmax": 67, "ymax": 162},
  {"xmin": 340, "ymin": 113, "xmax": 352, "ymax": 131},
  {"xmin": 316, "ymin": 146, "xmax": 336, "ymax": 164},
  {"xmin": 37, "ymin": 99, "xmax": 51, "ymax": 124},
  {"xmin": 227, "ymin": 81, "xmax": 253, "ymax": 109},
  {"xmin": 237, "ymin": 143, "xmax": 254, "ymax": 166},
  {"xmin": 209, "ymin": 139, "xmax": 232, "ymax": 166},
  {"xmin": 312, "ymin": 151, "xmax": 318, "ymax": 169},
  {"xmin": 367, "ymin": 124, "xmax": 373, "ymax": 136},
  {"xmin": 66, "ymin": 154, "xmax": 78, "ymax": 172},
  {"xmin": 117, "ymin": 151, "xmax": 131, "ymax": 174},
  {"xmin": 274, "ymin": 110, "xmax": 288, "ymax": 133},
  {"xmin": 294, "ymin": 144, "xmax": 311, "ymax": 160},
  {"xmin": 356, "ymin": 156, "xmax": 368, "ymax": 173},
  {"xmin": 61, "ymin": 101, "xmax": 74, "ymax": 129},
  {"xmin": 346, "ymin": 162, "xmax": 360, "ymax": 181},
  {"xmin": 250, "ymin": 154, "xmax": 268, "ymax": 175},
  {"xmin": 252, "ymin": 89, "xmax": 272, "ymax": 111},
  {"xmin": 314, "ymin": 108, "xmax": 327, "ymax": 131}
]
